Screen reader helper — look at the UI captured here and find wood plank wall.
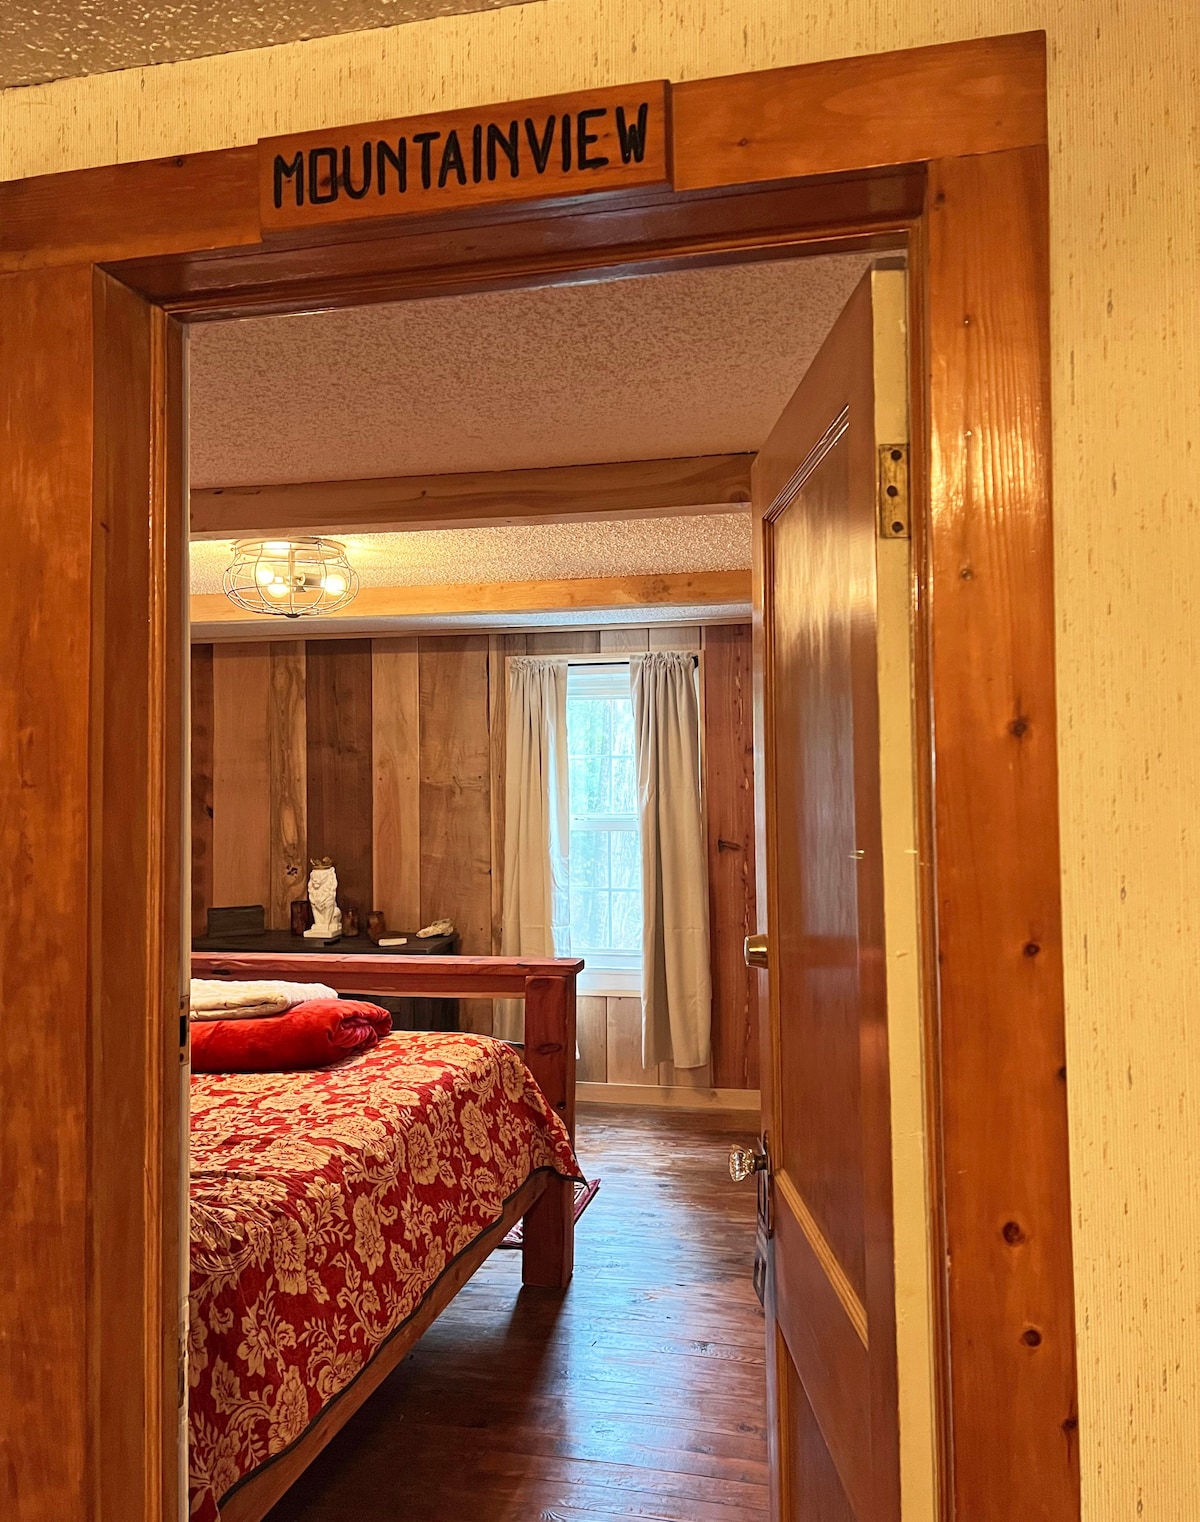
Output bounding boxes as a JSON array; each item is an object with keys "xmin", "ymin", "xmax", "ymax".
[
  {"xmin": 702, "ymin": 625, "xmax": 759, "ymax": 1089},
  {"xmin": 190, "ymin": 644, "xmax": 214, "ymax": 939},
  {"xmin": 191, "ymin": 624, "xmax": 758, "ymax": 1085},
  {"xmin": 306, "ymin": 639, "xmax": 373, "ymax": 920}
]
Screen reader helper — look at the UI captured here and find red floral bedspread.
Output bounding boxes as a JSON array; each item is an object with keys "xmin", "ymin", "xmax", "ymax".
[{"xmin": 187, "ymin": 1031, "xmax": 579, "ymax": 1521}]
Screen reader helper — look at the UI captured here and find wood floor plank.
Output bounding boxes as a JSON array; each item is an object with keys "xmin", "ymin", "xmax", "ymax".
[
  {"xmin": 264, "ymin": 1106, "xmax": 766, "ymax": 1521},
  {"xmin": 398, "ymin": 1419, "xmax": 770, "ymax": 1484}
]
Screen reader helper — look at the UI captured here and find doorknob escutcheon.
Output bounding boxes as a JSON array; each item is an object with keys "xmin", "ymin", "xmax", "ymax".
[{"xmin": 744, "ymin": 933, "xmax": 769, "ymax": 970}]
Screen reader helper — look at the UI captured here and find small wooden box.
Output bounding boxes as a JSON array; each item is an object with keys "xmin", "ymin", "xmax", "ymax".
[{"xmin": 206, "ymin": 904, "xmax": 266, "ymax": 938}]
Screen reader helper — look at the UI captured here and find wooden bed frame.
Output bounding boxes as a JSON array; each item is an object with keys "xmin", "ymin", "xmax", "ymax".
[{"xmin": 190, "ymin": 950, "xmax": 581, "ymax": 1522}]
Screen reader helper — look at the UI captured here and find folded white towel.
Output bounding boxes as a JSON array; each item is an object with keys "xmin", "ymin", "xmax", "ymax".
[{"xmin": 189, "ymin": 978, "xmax": 340, "ymax": 1022}]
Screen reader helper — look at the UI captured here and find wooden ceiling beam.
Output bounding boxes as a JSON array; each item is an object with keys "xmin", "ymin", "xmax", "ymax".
[
  {"xmin": 189, "ymin": 454, "xmax": 753, "ymax": 540},
  {"xmin": 191, "ymin": 569, "xmax": 750, "ymax": 638}
]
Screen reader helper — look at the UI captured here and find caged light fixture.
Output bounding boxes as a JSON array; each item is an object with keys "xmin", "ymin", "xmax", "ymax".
[{"xmin": 222, "ymin": 537, "xmax": 360, "ymax": 618}]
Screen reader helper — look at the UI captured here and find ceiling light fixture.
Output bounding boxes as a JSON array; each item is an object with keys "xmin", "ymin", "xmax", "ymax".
[{"xmin": 222, "ymin": 537, "xmax": 359, "ymax": 618}]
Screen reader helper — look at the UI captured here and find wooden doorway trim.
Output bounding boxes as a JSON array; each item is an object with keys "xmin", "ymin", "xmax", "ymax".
[{"xmin": 0, "ymin": 30, "xmax": 1076, "ymax": 1522}]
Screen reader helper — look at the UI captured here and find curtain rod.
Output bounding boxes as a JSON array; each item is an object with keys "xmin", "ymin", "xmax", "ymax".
[{"xmin": 503, "ymin": 650, "xmax": 699, "ymax": 666}]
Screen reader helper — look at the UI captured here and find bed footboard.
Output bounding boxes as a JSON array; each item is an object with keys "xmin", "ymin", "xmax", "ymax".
[
  {"xmin": 519, "ymin": 972, "xmax": 578, "ymax": 1288},
  {"xmin": 190, "ymin": 951, "xmax": 583, "ymax": 1289}
]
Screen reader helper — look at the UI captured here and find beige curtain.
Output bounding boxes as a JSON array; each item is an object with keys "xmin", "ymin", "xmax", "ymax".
[
  {"xmin": 496, "ymin": 657, "xmax": 570, "ymax": 1041},
  {"xmin": 630, "ymin": 652, "xmax": 712, "ymax": 1070}
]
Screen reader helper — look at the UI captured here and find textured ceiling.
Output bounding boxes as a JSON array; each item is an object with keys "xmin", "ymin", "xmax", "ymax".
[
  {"xmin": 0, "ymin": 0, "xmax": 525, "ymax": 90},
  {"xmin": 189, "ymin": 513, "xmax": 752, "ymax": 594},
  {"xmin": 189, "ymin": 254, "xmax": 873, "ymax": 488}
]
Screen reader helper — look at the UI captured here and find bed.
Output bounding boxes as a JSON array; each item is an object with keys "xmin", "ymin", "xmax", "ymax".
[{"xmin": 188, "ymin": 953, "xmax": 581, "ymax": 1522}]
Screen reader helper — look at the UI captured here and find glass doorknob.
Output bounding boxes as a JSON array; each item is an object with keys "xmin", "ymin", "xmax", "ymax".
[{"xmin": 729, "ymin": 1142, "xmax": 768, "ymax": 1182}]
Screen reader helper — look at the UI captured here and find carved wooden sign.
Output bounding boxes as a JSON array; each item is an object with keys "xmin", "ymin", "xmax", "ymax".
[{"xmin": 259, "ymin": 81, "xmax": 670, "ymax": 232}]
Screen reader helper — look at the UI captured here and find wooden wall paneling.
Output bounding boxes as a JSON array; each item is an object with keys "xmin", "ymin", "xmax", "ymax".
[
  {"xmin": 925, "ymin": 146, "xmax": 1078, "ymax": 1521},
  {"xmin": 211, "ymin": 643, "xmax": 271, "ymax": 911},
  {"xmin": 306, "ymin": 639, "xmax": 374, "ymax": 919},
  {"xmin": 703, "ymin": 624, "xmax": 760, "ymax": 1089},
  {"xmin": 606, "ymin": 995, "xmax": 658, "ymax": 1084},
  {"xmin": 419, "ymin": 635, "xmax": 493, "ymax": 1033},
  {"xmin": 267, "ymin": 641, "xmax": 307, "ymax": 930},
  {"xmin": 91, "ymin": 272, "xmax": 187, "ymax": 1521},
  {"xmin": 599, "ymin": 628, "xmax": 650, "ymax": 652},
  {"xmin": 372, "ymin": 637, "xmax": 422, "ymax": 930},
  {"xmin": 658, "ymin": 1057, "xmax": 714, "ymax": 1087},
  {"xmin": 576, "ymin": 996, "xmax": 609, "ymax": 1083},
  {"xmin": 648, "ymin": 626, "xmax": 701, "ymax": 650},
  {"xmin": 525, "ymin": 631, "xmax": 602, "ymax": 655},
  {"xmin": 190, "ymin": 642, "xmax": 214, "ymax": 938},
  {"xmin": 190, "ymin": 454, "xmax": 753, "ymax": 538}
]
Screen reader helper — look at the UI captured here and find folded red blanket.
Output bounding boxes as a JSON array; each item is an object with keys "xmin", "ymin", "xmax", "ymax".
[{"xmin": 189, "ymin": 999, "xmax": 392, "ymax": 1073}]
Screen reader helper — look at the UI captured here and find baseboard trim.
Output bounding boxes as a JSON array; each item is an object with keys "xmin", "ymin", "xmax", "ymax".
[{"xmin": 577, "ymin": 1082, "xmax": 761, "ymax": 1112}]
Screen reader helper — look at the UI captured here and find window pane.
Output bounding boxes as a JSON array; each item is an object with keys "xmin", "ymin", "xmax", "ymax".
[
  {"xmin": 611, "ymin": 755, "xmax": 637, "ymax": 814},
  {"xmin": 568, "ymin": 698, "xmax": 609, "ymax": 757},
  {"xmin": 565, "ymin": 675, "xmax": 643, "ymax": 967},
  {"xmin": 569, "ymin": 829, "xmax": 609, "ymax": 888},
  {"xmin": 570, "ymin": 889, "xmax": 610, "ymax": 950},
  {"xmin": 610, "ymin": 828, "xmax": 641, "ymax": 890},
  {"xmin": 570, "ymin": 754, "xmax": 608, "ymax": 813},
  {"xmin": 611, "ymin": 698, "xmax": 635, "ymax": 756},
  {"xmin": 610, "ymin": 891, "xmax": 643, "ymax": 951}
]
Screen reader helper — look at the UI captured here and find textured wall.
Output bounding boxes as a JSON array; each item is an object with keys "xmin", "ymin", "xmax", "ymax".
[{"xmin": 1, "ymin": 3, "xmax": 1197, "ymax": 1517}]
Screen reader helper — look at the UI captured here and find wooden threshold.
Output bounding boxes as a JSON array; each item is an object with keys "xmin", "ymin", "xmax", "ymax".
[{"xmin": 218, "ymin": 1169, "xmax": 551, "ymax": 1522}]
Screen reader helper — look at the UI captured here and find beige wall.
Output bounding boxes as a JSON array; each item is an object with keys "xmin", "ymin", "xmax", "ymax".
[{"xmin": 3, "ymin": 3, "xmax": 1197, "ymax": 1516}]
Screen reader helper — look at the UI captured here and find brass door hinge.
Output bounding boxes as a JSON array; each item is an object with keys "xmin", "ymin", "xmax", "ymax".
[{"xmin": 878, "ymin": 443, "xmax": 910, "ymax": 539}]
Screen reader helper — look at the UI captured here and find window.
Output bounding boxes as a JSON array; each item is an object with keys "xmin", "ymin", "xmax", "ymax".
[{"xmin": 566, "ymin": 663, "xmax": 642, "ymax": 994}]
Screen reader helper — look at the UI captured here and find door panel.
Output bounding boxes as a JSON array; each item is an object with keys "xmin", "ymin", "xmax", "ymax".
[
  {"xmin": 769, "ymin": 428, "xmax": 867, "ymax": 1300},
  {"xmin": 781, "ymin": 1333, "xmax": 858, "ymax": 1522},
  {"xmin": 774, "ymin": 1185, "xmax": 872, "ymax": 1518},
  {"xmin": 753, "ymin": 266, "xmax": 907, "ymax": 1521}
]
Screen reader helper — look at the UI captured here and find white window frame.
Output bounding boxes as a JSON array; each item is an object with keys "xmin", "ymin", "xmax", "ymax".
[{"xmin": 565, "ymin": 662, "xmax": 643, "ymax": 997}]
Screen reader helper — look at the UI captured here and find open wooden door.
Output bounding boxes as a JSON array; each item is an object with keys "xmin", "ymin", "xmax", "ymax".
[{"xmin": 741, "ymin": 264, "xmax": 924, "ymax": 1521}]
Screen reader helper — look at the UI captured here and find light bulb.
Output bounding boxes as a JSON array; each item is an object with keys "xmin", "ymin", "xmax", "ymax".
[
  {"xmin": 323, "ymin": 573, "xmax": 347, "ymax": 595},
  {"xmin": 254, "ymin": 564, "xmax": 274, "ymax": 586},
  {"xmin": 266, "ymin": 581, "xmax": 289, "ymax": 599}
]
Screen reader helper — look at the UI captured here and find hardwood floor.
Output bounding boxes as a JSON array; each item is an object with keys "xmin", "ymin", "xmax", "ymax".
[{"xmin": 264, "ymin": 1103, "xmax": 768, "ymax": 1521}]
